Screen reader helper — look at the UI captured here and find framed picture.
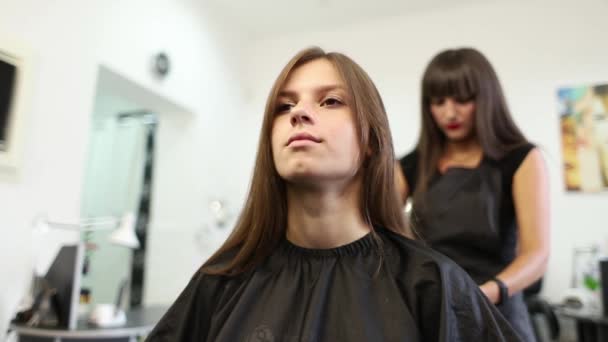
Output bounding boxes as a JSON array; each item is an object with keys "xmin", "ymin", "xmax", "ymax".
[
  {"xmin": 0, "ymin": 35, "xmax": 32, "ymax": 176},
  {"xmin": 558, "ymin": 83, "xmax": 608, "ymax": 192}
]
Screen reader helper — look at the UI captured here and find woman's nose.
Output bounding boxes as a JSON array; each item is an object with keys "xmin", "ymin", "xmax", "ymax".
[
  {"xmin": 290, "ymin": 103, "xmax": 315, "ymax": 126},
  {"xmin": 443, "ymin": 100, "xmax": 457, "ymax": 119}
]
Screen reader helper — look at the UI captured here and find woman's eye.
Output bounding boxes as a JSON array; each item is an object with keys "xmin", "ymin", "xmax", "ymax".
[
  {"xmin": 455, "ymin": 96, "xmax": 474, "ymax": 104},
  {"xmin": 430, "ymin": 98, "xmax": 445, "ymax": 105},
  {"xmin": 275, "ymin": 103, "xmax": 293, "ymax": 113},
  {"xmin": 321, "ymin": 97, "xmax": 343, "ymax": 107}
]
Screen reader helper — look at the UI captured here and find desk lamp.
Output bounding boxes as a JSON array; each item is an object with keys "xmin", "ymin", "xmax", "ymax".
[{"xmin": 34, "ymin": 213, "xmax": 139, "ymax": 327}]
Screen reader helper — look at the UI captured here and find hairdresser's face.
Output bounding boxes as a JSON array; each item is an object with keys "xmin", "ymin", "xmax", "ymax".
[
  {"xmin": 429, "ymin": 97, "xmax": 476, "ymax": 141},
  {"xmin": 271, "ymin": 59, "xmax": 360, "ymax": 187}
]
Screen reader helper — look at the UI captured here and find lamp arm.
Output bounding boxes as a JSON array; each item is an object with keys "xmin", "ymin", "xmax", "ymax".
[
  {"xmin": 45, "ymin": 219, "xmax": 117, "ymax": 232},
  {"xmin": 79, "ymin": 217, "xmax": 118, "ymax": 225}
]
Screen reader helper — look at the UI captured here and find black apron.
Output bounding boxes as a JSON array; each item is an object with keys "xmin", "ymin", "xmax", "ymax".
[{"xmin": 411, "ymin": 160, "xmax": 536, "ymax": 341}]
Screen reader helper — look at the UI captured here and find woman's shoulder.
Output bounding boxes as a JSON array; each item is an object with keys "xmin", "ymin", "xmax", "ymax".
[
  {"xmin": 502, "ymin": 142, "xmax": 536, "ymax": 163},
  {"xmin": 398, "ymin": 149, "xmax": 419, "ymax": 192},
  {"xmin": 399, "ymin": 149, "xmax": 419, "ymax": 168},
  {"xmin": 145, "ymin": 252, "xmax": 238, "ymax": 341},
  {"xmin": 494, "ymin": 142, "xmax": 537, "ymax": 179},
  {"xmin": 380, "ymin": 228, "xmax": 449, "ymax": 263},
  {"xmin": 377, "ymin": 228, "xmax": 524, "ymax": 341},
  {"xmin": 197, "ymin": 247, "xmax": 246, "ymax": 281},
  {"xmin": 379, "ymin": 228, "xmax": 470, "ymax": 282}
]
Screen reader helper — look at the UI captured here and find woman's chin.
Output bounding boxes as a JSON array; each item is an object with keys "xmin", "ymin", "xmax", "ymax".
[
  {"xmin": 445, "ymin": 131, "xmax": 474, "ymax": 142},
  {"xmin": 282, "ymin": 171, "xmax": 322, "ymax": 185}
]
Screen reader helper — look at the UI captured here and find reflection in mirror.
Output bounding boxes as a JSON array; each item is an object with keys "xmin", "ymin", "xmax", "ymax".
[{"xmin": 80, "ymin": 86, "xmax": 157, "ymax": 314}]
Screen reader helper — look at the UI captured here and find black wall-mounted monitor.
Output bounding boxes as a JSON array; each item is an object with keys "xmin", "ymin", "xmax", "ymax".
[
  {"xmin": 44, "ymin": 244, "xmax": 82, "ymax": 329},
  {"xmin": 0, "ymin": 54, "xmax": 17, "ymax": 152}
]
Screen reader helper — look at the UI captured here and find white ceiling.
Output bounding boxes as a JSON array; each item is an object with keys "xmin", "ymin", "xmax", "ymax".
[{"xmin": 202, "ymin": 0, "xmax": 494, "ymax": 39}]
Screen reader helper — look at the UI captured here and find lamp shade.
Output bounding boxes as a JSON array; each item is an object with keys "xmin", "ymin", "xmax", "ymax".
[
  {"xmin": 33, "ymin": 216, "xmax": 52, "ymax": 234},
  {"xmin": 109, "ymin": 213, "xmax": 139, "ymax": 249}
]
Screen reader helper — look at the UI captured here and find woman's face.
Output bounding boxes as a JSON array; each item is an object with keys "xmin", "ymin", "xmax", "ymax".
[
  {"xmin": 271, "ymin": 59, "xmax": 361, "ymax": 186},
  {"xmin": 429, "ymin": 97, "xmax": 476, "ymax": 142}
]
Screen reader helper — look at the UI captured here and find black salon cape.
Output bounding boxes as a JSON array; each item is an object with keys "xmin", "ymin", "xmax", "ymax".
[{"xmin": 146, "ymin": 228, "xmax": 522, "ymax": 341}]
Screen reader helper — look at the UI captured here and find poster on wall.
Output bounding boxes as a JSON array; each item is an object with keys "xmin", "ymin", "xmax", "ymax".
[{"xmin": 558, "ymin": 83, "xmax": 608, "ymax": 192}]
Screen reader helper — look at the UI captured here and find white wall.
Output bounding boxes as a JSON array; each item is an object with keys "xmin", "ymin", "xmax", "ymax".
[
  {"xmin": 239, "ymin": 0, "xmax": 608, "ymax": 301},
  {"xmin": 0, "ymin": 0, "xmax": 245, "ymax": 336}
]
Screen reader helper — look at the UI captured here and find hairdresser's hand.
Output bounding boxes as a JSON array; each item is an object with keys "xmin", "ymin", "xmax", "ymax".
[{"xmin": 479, "ymin": 281, "xmax": 500, "ymax": 304}]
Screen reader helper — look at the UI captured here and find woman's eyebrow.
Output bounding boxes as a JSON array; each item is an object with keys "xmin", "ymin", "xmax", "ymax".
[
  {"xmin": 278, "ymin": 84, "xmax": 347, "ymax": 98},
  {"xmin": 314, "ymin": 84, "xmax": 347, "ymax": 94}
]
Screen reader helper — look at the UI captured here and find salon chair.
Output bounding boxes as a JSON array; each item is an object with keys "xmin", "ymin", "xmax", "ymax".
[{"xmin": 524, "ymin": 279, "xmax": 560, "ymax": 341}]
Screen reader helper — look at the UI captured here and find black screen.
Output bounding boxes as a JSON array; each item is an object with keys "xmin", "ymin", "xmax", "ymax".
[
  {"xmin": 0, "ymin": 57, "xmax": 17, "ymax": 150},
  {"xmin": 44, "ymin": 245, "xmax": 79, "ymax": 329}
]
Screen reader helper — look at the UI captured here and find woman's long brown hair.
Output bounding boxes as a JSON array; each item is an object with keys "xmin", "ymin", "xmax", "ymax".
[
  {"xmin": 202, "ymin": 47, "xmax": 409, "ymax": 275},
  {"xmin": 414, "ymin": 47, "xmax": 528, "ymax": 202}
]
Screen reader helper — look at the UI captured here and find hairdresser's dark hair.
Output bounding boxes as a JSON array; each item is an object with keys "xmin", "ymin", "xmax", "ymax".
[{"xmin": 414, "ymin": 47, "xmax": 528, "ymax": 199}]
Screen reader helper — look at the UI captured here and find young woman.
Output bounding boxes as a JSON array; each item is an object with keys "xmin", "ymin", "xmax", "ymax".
[
  {"xmin": 146, "ymin": 47, "xmax": 522, "ymax": 342},
  {"xmin": 396, "ymin": 48, "xmax": 550, "ymax": 341}
]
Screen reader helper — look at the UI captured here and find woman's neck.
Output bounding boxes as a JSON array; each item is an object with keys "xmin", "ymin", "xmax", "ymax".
[
  {"xmin": 444, "ymin": 137, "xmax": 482, "ymax": 157},
  {"xmin": 285, "ymin": 177, "xmax": 371, "ymax": 249},
  {"xmin": 439, "ymin": 138, "xmax": 483, "ymax": 172}
]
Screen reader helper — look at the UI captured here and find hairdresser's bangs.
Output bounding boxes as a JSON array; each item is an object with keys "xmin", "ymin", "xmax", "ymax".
[{"xmin": 423, "ymin": 61, "xmax": 478, "ymax": 102}]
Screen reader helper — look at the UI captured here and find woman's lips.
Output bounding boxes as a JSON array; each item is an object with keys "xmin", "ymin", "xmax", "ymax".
[
  {"xmin": 446, "ymin": 123, "xmax": 462, "ymax": 130},
  {"xmin": 287, "ymin": 132, "xmax": 321, "ymax": 146}
]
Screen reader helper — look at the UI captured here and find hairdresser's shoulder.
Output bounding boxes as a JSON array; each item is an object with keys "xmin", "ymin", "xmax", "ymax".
[
  {"xmin": 398, "ymin": 149, "xmax": 419, "ymax": 190},
  {"xmin": 398, "ymin": 148, "xmax": 419, "ymax": 166}
]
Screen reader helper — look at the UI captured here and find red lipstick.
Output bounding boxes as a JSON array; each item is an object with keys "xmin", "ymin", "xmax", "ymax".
[{"xmin": 446, "ymin": 123, "xmax": 462, "ymax": 130}]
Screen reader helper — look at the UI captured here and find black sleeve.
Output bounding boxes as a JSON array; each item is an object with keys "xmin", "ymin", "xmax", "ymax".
[
  {"xmin": 398, "ymin": 150, "xmax": 419, "ymax": 193},
  {"xmin": 502, "ymin": 143, "xmax": 536, "ymax": 190},
  {"xmin": 145, "ymin": 271, "xmax": 225, "ymax": 342},
  {"xmin": 503, "ymin": 143, "xmax": 535, "ymax": 176}
]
